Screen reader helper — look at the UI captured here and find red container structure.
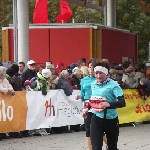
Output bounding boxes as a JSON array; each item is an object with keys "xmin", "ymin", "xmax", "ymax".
[{"xmin": 2, "ymin": 24, "xmax": 137, "ymax": 67}]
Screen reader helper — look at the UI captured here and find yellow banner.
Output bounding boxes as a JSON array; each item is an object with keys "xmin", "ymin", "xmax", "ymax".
[{"xmin": 118, "ymin": 89, "xmax": 150, "ymax": 124}]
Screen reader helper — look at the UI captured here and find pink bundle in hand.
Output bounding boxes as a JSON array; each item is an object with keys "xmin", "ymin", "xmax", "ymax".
[{"xmin": 24, "ymin": 80, "xmax": 31, "ymax": 86}]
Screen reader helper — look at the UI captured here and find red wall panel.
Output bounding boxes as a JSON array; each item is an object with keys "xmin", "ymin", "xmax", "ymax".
[
  {"xmin": 8, "ymin": 29, "xmax": 50, "ymax": 64},
  {"xmin": 8, "ymin": 29, "xmax": 14, "ymax": 61},
  {"xmin": 49, "ymin": 28, "xmax": 91, "ymax": 67},
  {"xmin": 102, "ymin": 28, "xmax": 137, "ymax": 64},
  {"xmin": 29, "ymin": 29, "xmax": 49, "ymax": 63}
]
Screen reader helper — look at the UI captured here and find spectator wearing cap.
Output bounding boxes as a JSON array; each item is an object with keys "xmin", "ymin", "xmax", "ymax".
[
  {"xmin": 122, "ymin": 66, "xmax": 138, "ymax": 89},
  {"xmin": 70, "ymin": 63, "xmax": 77, "ymax": 70},
  {"xmin": 47, "ymin": 64, "xmax": 57, "ymax": 75},
  {"xmin": 21, "ymin": 60, "xmax": 37, "ymax": 137},
  {"xmin": 56, "ymin": 70, "xmax": 73, "ymax": 96},
  {"xmin": 56, "ymin": 62, "xmax": 64, "ymax": 77},
  {"xmin": 22, "ymin": 60, "xmax": 37, "ymax": 86}
]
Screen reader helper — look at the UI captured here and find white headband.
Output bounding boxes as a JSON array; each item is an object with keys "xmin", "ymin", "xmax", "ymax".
[{"xmin": 94, "ymin": 66, "xmax": 108, "ymax": 75}]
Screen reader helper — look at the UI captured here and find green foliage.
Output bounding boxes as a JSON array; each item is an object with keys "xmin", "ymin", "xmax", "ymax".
[
  {"xmin": 116, "ymin": 0, "xmax": 150, "ymax": 62},
  {"xmin": 0, "ymin": 0, "xmax": 13, "ymax": 61}
]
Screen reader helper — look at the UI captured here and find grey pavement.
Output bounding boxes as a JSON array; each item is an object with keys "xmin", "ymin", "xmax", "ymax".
[{"xmin": 1, "ymin": 124, "xmax": 150, "ymax": 150}]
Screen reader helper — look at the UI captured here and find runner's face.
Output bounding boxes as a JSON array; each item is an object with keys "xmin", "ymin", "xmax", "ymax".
[{"xmin": 95, "ymin": 71, "xmax": 107, "ymax": 83}]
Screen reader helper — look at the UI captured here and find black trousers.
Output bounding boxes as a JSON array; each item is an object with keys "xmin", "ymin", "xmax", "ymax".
[
  {"xmin": 84, "ymin": 112, "xmax": 93, "ymax": 137},
  {"xmin": 90, "ymin": 115, "xmax": 119, "ymax": 150}
]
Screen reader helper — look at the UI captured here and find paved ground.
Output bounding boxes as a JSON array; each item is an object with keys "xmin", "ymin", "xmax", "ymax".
[{"xmin": 1, "ymin": 124, "xmax": 150, "ymax": 150}]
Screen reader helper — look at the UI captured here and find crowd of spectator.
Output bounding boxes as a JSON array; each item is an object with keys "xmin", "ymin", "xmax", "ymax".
[{"xmin": 0, "ymin": 58, "xmax": 149, "ymax": 141}]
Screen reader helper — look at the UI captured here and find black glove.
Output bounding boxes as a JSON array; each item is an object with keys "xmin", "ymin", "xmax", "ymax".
[{"xmin": 42, "ymin": 87, "xmax": 47, "ymax": 96}]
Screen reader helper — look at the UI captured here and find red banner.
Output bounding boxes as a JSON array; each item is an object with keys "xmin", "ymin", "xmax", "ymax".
[
  {"xmin": 57, "ymin": 0, "xmax": 72, "ymax": 23},
  {"xmin": 33, "ymin": 0, "xmax": 48, "ymax": 24}
]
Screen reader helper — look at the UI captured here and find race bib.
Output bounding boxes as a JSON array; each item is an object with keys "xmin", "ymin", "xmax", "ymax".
[{"xmin": 89, "ymin": 96, "xmax": 106, "ymax": 110}]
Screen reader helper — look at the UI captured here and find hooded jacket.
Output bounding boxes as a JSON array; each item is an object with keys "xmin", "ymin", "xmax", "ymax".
[
  {"xmin": 36, "ymin": 73, "xmax": 50, "ymax": 91},
  {"xmin": 56, "ymin": 77, "xmax": 73, "ymax": 96}
]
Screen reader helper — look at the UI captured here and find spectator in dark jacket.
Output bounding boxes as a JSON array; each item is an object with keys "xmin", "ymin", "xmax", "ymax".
[
  {"xmin": 22, "ymin": 60, "xmax": 37, "ymax": 86},
  {"xmin": 55, "ymin": 70, "xmax": 73, "ymax": 133},
  {"xmin": 66, "ymin": 66, "xmax": 78, "ymax": 89},
  {"xmin": 21, "ymin": 60, "xmax": 36, "ymax": 137},
  {"xmin": 56, "ymin": 70, "xmax": 73, "ymax": 96},
  {"xmin": 138, "ymin": 78, "xmax": 150, "ymax": 100},
  {"xmin": 10, "ymin": 64, "xmax": 22, "ymax": 91}
]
